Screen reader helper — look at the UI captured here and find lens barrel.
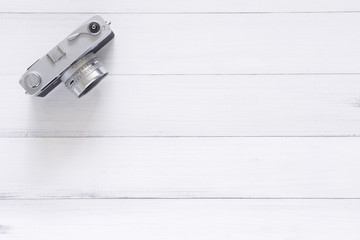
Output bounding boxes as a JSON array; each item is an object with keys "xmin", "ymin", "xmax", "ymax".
[{"xmin": 61, "ymin": 52, "xmax": 107, "ymax": 97}]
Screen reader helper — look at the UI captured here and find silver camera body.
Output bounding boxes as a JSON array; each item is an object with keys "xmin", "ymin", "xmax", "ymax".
[{"xmin": 19, "ymin": 15, "xmax": 115, "ymax": 98}]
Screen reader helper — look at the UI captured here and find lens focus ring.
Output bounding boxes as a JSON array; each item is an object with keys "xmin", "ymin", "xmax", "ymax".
[{"xmin": 60, "ymin": 53, "xmax": 108, "ymax": 98}]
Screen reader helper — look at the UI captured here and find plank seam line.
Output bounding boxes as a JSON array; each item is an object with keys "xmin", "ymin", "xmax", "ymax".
[
  {"xmin": 105, "ymin": 73, "xmax": 360, "ymax": 76},
  {"xmin": 1, "ymin": 135, "xmax": 360, "ymax": 139},
  {"xmin": 3, "ymin": 73, "xmax": 360, "ymax": 77},
  {"xmin": 1, "ymin": 197, "xmax": 360, "ymax": 201},
  {"xmin": 2, "ymin": 11, "xmax": 360, "ymax": 15}
]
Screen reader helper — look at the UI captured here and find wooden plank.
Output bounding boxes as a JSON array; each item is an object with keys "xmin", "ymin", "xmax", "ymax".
[
  {"xmin": 1, "ymin": 0, "xmax": 360, "ymax": 12},
  {"xmin": 2, "ymin": 75, "xmax": 360, "ymax": 137},
  {"xmin": 0, "ymin": 199, "xmax": 359, "ymax": 239},
  {"xmin": 1, "ymin": 137, "xmax": 360, "ymax": 198},
  {"xmin": 2, "ymin": 13, "xmax": 360, "ymax": 75}
]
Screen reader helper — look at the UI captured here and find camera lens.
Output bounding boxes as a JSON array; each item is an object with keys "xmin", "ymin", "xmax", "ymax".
[
  {"xmin": 60, "ymin": 53, "xmax": 108, "ymax": 98},
  {"xmin": 88, "ymin": 22, "xmax": 101, "ymax": 34}
]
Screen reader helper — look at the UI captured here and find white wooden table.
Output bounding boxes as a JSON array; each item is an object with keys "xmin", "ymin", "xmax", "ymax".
[{"xmin": 1, "ymin": 0, "xmax": 360, "ymax": 239}]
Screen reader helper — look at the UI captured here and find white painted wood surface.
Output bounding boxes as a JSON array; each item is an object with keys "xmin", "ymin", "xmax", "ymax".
[
  {"xmin": 0, "ymin": 200, "xmax": 359, "ymax": 239},
  {"xmin": 1, "ymin": 0, "xmax": 360, "ymax": 238},
  {"xmin": 1, "ymin": 0, "xmax": 360, "ymax": 12},
  {"xmin": 2, "ymin": 75, "xmax": 360, "ymax": 137},
  {"xmin": 3, "ymin": 14, "xmax": 360, "ymax": 75},
  {"xmin": 0, "ymin": 137, "xmax": 360, "ymax": 198}
]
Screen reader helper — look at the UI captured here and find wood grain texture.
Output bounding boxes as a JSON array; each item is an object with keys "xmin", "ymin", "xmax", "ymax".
[
  {"xmin": 2, "ymin": 13, "xmax": 360, "ymax": 75},
  {"xmin": 1, "ymin": 3, "xmax": 359, "ymax": 238},
  {"xmin": 0, "ymin": 199, "xmax": 359, "ymax": 239},
  {"xmin": 1, "ymin": 137, "xmax": 359, "ymax": 198},
  {"xmin": 2, "ymin": 75, "xmax": 360, "ymax": 137},
  {"xmin": 1, "ymin": 0, "xmax": 360, "ymax": 12}
]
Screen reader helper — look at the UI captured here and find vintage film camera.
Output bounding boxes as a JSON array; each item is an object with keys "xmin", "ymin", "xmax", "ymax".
[{"xmin": 19, "ymin": 15, "xmax": 115, "ymax": 98}]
